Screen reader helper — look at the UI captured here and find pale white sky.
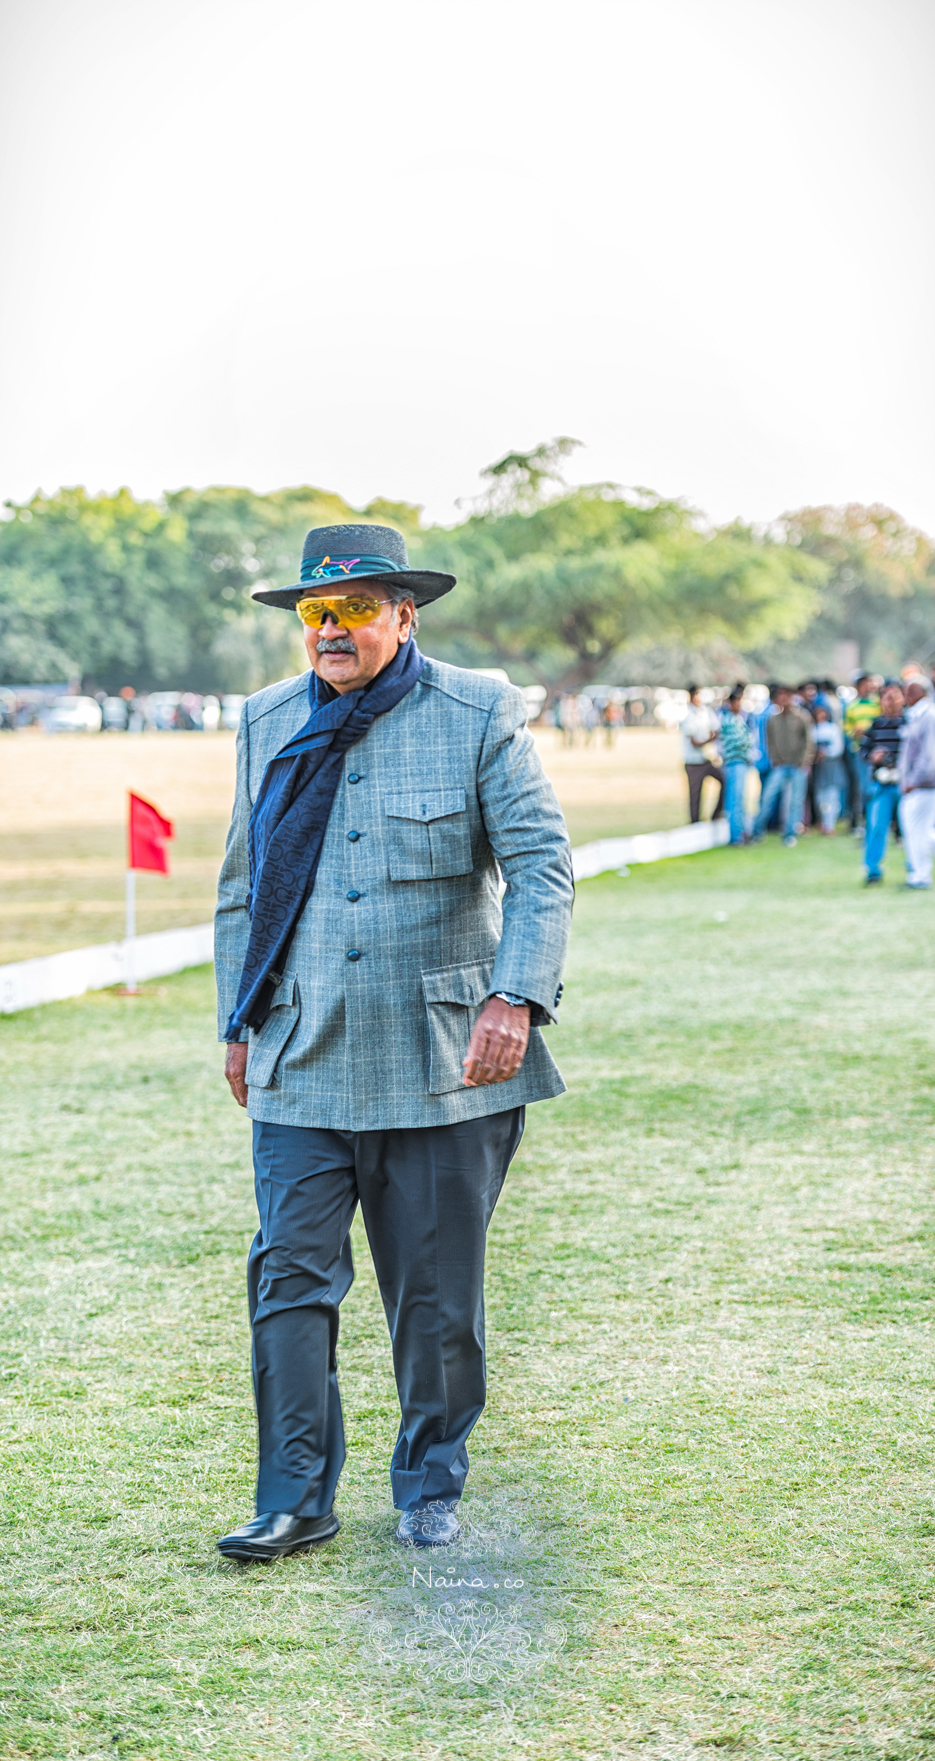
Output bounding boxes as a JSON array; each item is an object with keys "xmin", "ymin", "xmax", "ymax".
[{"xmin": 1, "ymin": 0, "xmax": 933, "ymax": 531}]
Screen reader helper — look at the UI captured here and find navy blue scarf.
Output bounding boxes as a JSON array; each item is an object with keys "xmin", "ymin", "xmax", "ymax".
[{"xmin": 224, "ymin": 639, "xmax": 425, "ymax": 1038}]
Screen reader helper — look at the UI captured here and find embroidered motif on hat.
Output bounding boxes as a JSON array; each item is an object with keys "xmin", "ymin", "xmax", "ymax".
[{"xmin": 307, "ymin": 556, "xmax": 361, "ymax": 579}]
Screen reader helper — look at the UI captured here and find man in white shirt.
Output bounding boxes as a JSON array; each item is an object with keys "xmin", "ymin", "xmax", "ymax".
[
  {"xmin": 899, "ymin": 679, "xmax": 935, "ymax": 888},
  {"xmin": 681, "ymin": 686, "xmax": 724, "ymax": 823}
]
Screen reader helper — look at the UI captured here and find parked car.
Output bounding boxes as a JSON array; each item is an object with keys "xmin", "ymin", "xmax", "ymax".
[
  {"xmin": 143, "ymin": 692, "xmax": 182, "ymax": 730},
  {"xmin": 176, "ymin": 693, "xmax": 205, "ymax": 730},
  {"xmin": 102, "ymin": 696, "xmax": 129, "ymax": 731},
  {"xmin": 220, "ymin": 694, "xmax": 246, "ymax": 731},
  {"xmin": 521, "ymin": 685, "xmax": 547, "ymax": 722},
  {"xmin": 47, "ymin": 695, "xmax": 103, "ymax": 733}
]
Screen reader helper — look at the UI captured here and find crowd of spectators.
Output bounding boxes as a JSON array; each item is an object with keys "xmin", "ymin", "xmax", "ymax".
[
  {"xmin": 682, "ymin": 671, "xmax": 935, "ymax": 889},
  {"xmin": 552, "ymin": 691, "xmax": 638, "ymax": 745}
]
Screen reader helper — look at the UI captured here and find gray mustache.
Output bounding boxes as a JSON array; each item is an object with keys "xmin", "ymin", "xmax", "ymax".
[{"xmin": 317, "ymin": 636, "xmax": 357, "ymax": 654}]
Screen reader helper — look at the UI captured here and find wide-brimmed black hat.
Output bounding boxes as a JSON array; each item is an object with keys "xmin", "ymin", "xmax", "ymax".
[{"xmin": 251, "ymin": 523, "xmax": 456, "ymax": 611}]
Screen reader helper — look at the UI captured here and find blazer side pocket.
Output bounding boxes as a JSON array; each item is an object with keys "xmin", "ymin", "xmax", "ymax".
[
  {"xmin": 245, "ymin": 973, "xmax": 300, "ymax": 1089},
  {"xmin": 421, "ymin": 958, "xmax": 495, "ymax": 1094},
  {"xmin": 385, "ymin": 788, "xmax": 473, "ymax": 880}
]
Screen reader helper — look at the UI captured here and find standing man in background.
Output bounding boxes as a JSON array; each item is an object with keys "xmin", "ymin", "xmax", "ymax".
[
  {"xmin": 811, "ymin": 704, "xmax": 847, "ymax": 834},
  {"xmin": 860, "ymin": 680, "xmax": 905, "ymax": 885},
  {"xmin": 750, "ymin": 687, "xmax": 815, "ymax": 846},
  {"xmin": 843, "ymin": 673, "xmax": 881, "ymax": 834},
  {"xmin": 899, "ymin": 679, "xmax": 935, "ymax": 889},
  {"xmin": 818, "ymin": 680, "xmax": 843, "ymax": 721},
  {"xmin": 682, "ymin": 685, "xmax": 724, "ymax": 823},
  {"xmin": 750, "ymin": 684, "xmax": 779, "ymax": 824},
  {"xmin": 718, "ymin": 685, "xmax": 752, "ymax": 844}
]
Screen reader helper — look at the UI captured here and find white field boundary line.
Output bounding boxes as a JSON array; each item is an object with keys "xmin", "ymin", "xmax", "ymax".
[
  {"xmin": 0, "ymin": 821, "xmax": 728, "ymax": 1015},
  {"xmin": 0, "ymin": 923, "xmax": 214, "ymax": 1015},
  {"xmin": 571, "ymin": 816, "xmax": 729, "ymax": 880}
]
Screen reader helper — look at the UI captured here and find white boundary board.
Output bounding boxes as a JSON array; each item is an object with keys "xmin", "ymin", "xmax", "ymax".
[{"xmin": 0, "ymin": 822, "xmax": 729, "ymax": 1015}]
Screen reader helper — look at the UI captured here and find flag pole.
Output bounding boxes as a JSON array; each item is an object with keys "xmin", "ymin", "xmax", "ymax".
[
  {"xmin": 125, "ymin": 790, "xmax": 173, "ymax": 992},
  {"xmin": 125, "ymin": 867, "xmax": 137, "ymax": 994}
]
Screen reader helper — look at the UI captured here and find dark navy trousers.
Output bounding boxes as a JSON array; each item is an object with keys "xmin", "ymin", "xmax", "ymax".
[{"xmin": 248, "ymin": 1108, "xmax": 524, "ymax": 1517}]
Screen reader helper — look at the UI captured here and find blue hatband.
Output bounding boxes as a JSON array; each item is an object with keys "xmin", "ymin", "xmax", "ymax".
[{"xmin": 299, "ymin": 552, "xmax": 404, "ymax": 586}]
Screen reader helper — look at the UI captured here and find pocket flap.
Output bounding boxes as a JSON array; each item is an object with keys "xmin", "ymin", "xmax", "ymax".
[
  {"xmin": 268, "ymin": 972, "xmax": 296, "ymax": 1007},
  {"xmin": 421, "ymin": 959, "xmax": 492, "ymax": 1007},
  {"xmin": 385, "ymin": 788, "xmax": 466, "ymax": 824}
]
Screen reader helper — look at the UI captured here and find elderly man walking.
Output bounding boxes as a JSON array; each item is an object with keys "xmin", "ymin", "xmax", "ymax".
[
  {"xmin": 899, "ymin": 679, "xmax": 935, "ymax": 889},
  {"xmin": 214, "ymin": 525, "xmax": 573, "ymax": 1560}
]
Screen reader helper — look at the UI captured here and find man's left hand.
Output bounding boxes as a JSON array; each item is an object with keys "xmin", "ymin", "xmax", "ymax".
[{"xmin": 463, "ymin": 997, "xmax": 530, "ymax": 1087}]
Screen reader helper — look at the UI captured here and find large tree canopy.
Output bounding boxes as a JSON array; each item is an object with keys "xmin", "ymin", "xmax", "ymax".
[
  {"xmin": 771, "ymin": 504, "xmax": 935, "ymax": 677},
  {"xmin": 0, "ymin": 455, "xmax": 929, "ymax": 694},
  {"xmin": 0, "ymin": 488, "xmax": 196, "ymax": 690},
  {"xmin": 416, "ymin": 448, "xmax": 825, "ymax": 689},
  {"xmin": 0, "ymin": 484, "xmax": 412, "ymax": 692}
]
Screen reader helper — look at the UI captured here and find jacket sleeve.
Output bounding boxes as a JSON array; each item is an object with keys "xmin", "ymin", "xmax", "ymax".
[
  {"xmin": 214, "ymin": 705, "xmax": 253, "ymax": 1042},
  {"xmin": 802, "ymin": 717, "xmax": 816, "ymax": 767},
  {"xmin": 476, "ymin": 689, "xmax": 574, "ymax": 1025}
]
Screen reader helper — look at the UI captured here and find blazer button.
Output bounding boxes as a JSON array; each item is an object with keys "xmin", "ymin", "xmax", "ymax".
[
  {"xmin": 347, "ymin": 890, "xmax": 360, "ymax": 902},
  {"xmin": 347, "ymin": 949, "xmax": 361, "ymax": 962},
  {"xmin": 347, "ymin": 829, "xmax": 360, "ymax": 841},
  {"xmin": 348, "ymin": 773, "xmax": 362, "ymax": 784}
]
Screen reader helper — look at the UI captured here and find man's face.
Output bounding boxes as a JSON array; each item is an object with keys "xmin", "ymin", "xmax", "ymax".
[
  {"xmin": 881, "ymin": 686, "xmax": 904, "ymax": 715},
  {"xmin": 905, "ymin": 682, "xmax": 927, "ymax": 709},
  {"xmin": 302, "ymin": 594, "xmax": 415, "ymax": 694},
  {"xmin": 775, "ymin": 690, "xmax": 792, "ymax": 711},
  {"xmin": 857, "ymin": 678, "xmax": 875, "ymax": 698}
]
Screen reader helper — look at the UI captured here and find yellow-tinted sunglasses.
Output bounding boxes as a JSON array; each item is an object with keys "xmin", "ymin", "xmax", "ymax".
[{"xmin": 295, "ymin": 593, "xmax": 385, "ymax": 629}]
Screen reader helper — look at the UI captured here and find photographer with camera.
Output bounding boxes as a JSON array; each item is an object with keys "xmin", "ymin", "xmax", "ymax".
[{"xmin": 860, "ymin": 680, "xmax": 905, "ymax": 885}]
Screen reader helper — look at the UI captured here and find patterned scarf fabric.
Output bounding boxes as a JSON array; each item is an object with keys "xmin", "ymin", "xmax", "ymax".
[{"xmin": 224, "ymin": 639, "xmax": 425, "ymax": 1038}]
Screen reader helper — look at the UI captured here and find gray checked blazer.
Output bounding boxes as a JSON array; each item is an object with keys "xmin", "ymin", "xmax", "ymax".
[{"xmin": 215, "ymin": 655, "xmax": 574, "ymax": 1130}]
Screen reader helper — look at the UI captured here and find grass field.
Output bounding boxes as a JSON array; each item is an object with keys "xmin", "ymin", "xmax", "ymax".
[
  {"xmin": 2, "ymin": 833, "xmax": 934, "ymax": 1760},
  {"xmin": 0, "ymin": 726, "xmax": 691, "ymax": 963}
]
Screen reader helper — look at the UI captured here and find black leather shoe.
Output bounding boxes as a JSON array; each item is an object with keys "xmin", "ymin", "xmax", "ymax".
[
  {"xmin": 396, "ymin": 1505, "xmax": 461, "ymax": 1548},
  {"xmin": 217, "ymin": 1510, "xmax": 339, "ymax": 1561}
]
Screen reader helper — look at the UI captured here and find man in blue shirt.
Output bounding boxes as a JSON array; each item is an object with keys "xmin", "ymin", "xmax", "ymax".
[{"xmin": 860, "ymin": 680, "xmax": 905, "ymax": 884}]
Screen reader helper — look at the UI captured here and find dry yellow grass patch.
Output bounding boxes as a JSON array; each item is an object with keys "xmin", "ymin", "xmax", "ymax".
[
  {"xmin": 0, "ymin": 723, "xmax": 689, "ymax": 963},
  {"xmin": 0, "ymin": 732, "xmax": 236, "ymax": 963},
  {"xmin": 1, "ymin": 728, "xmax": 237, "ymax": 829},
  {"xmin": 530, "ymin": 726, "xmax": 691, "ymax": 842}
]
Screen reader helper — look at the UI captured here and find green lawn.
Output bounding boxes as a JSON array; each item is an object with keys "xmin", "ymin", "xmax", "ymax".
[{"xmin": 2, "ymin": 835, "xmax": 935, "ymax": 1760}]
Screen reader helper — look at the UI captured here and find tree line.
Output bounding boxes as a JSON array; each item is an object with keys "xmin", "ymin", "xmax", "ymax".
[{"xmin": 1, "ymin": 441, "xmax": 932, "ymax": 696}]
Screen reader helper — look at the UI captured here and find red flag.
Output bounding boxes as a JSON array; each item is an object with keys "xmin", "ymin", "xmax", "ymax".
[{"xmin": 128, "ymin": 791, "xmax": 174, "ymax": 874}]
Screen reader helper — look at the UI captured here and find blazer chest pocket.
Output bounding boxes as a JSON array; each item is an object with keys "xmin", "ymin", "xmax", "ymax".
[
  {"xmin": 385, "ymin": 788, "xmax": 473, "ymax": 881},
  {"xmin": 245, "ymin": 973, "xmax": 300, "ymax": 1089},
  {"xmin": 422, "ymin": 958, "xmax": 494, "ymax": 1094}
]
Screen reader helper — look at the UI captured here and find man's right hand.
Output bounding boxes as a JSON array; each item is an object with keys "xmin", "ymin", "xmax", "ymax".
[{"xmin": 225, "ymin": 1041, "xmax": 249, "ymax": 1108}]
